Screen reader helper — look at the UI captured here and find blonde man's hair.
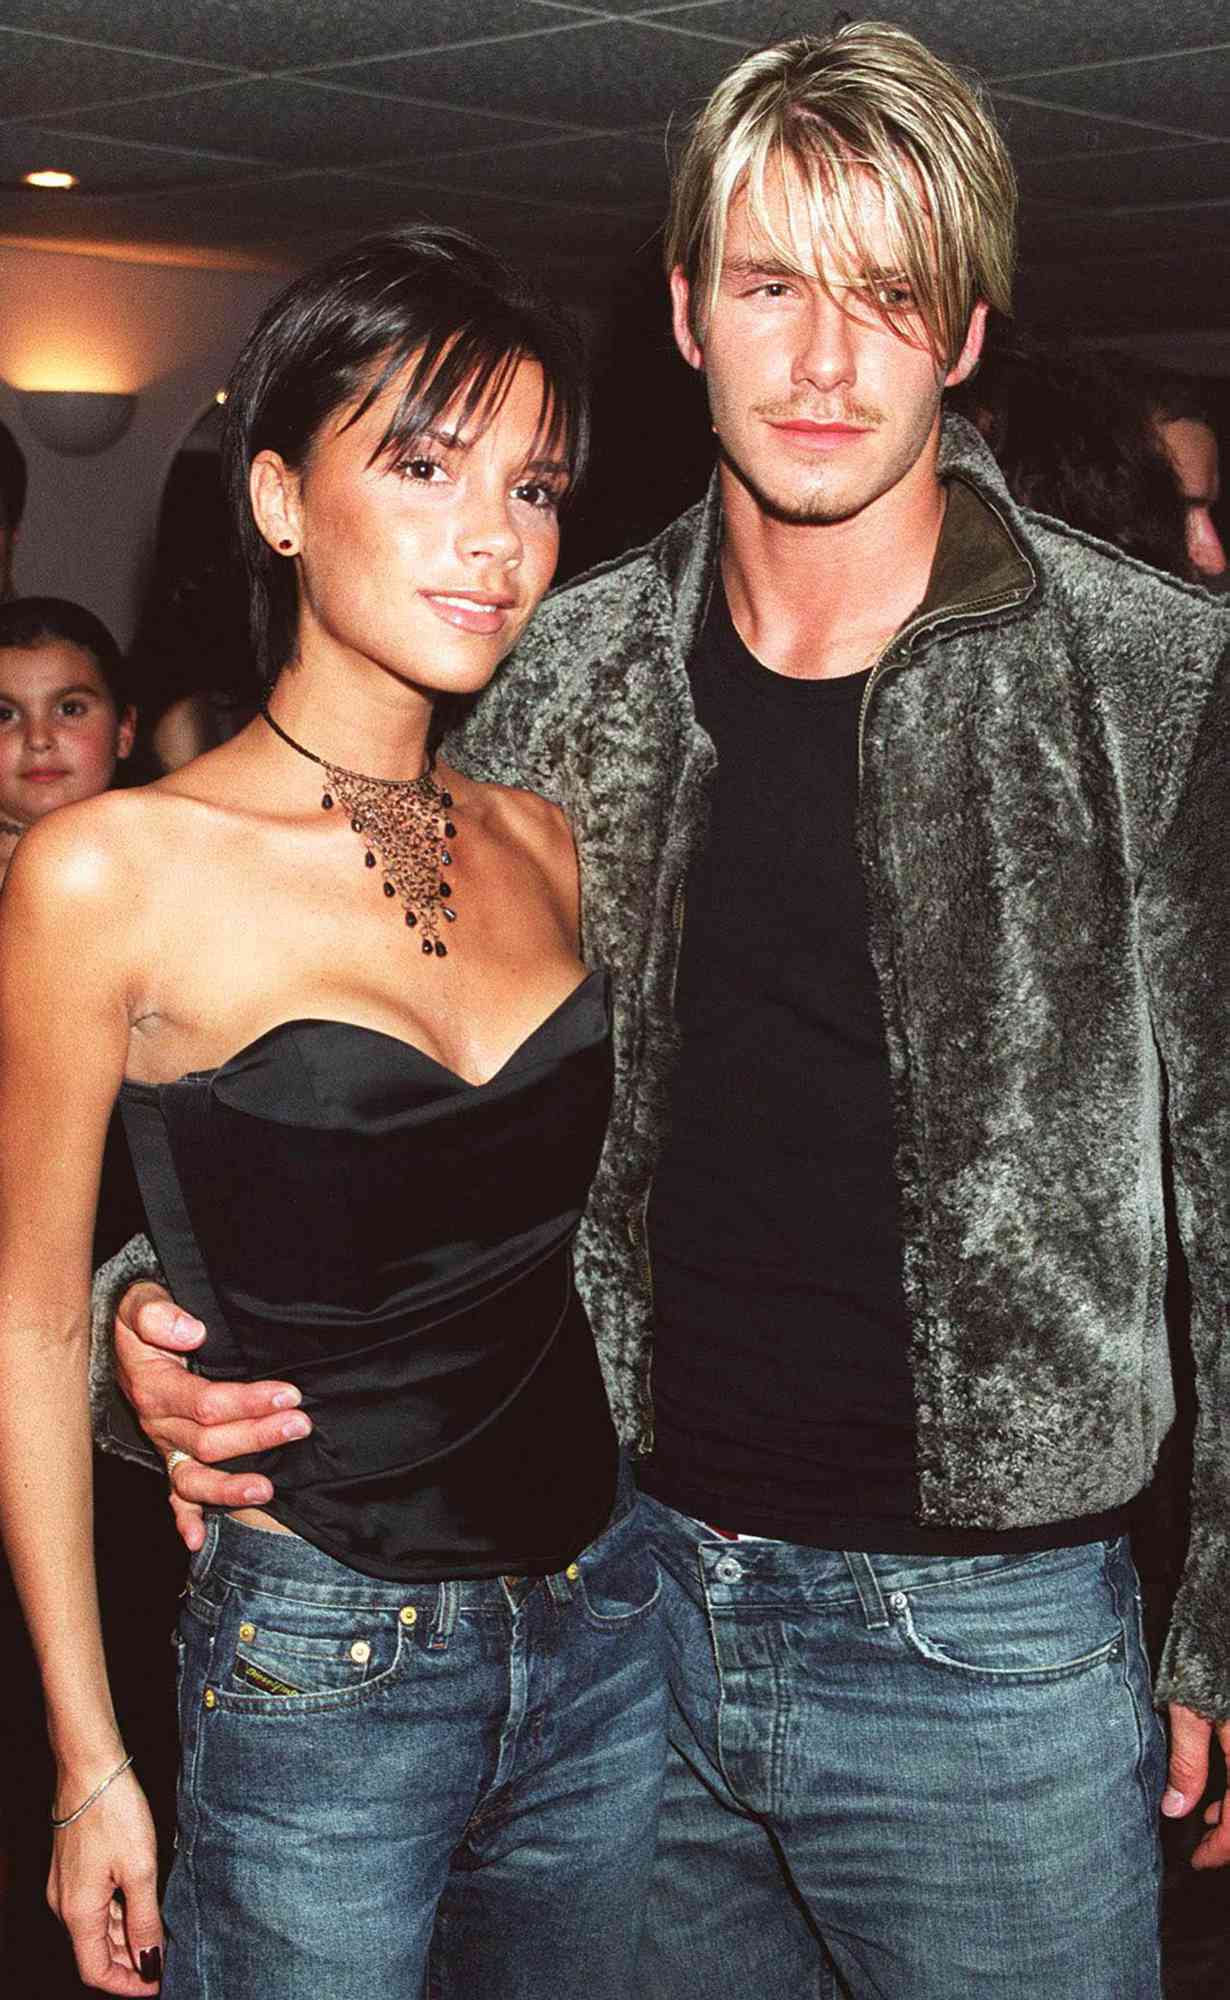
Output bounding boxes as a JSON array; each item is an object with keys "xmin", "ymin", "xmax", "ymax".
[{"xmin": 665, "ymin": 20, "xmax": 1016, "ymax": 367}]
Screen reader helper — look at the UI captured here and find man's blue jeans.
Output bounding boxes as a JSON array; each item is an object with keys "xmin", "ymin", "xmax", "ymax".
[
  {"xmin": 163, "ymin": 1482, "xmax": 667, "ymax": 1999},
  {"xmin": 639, "ymin": 1497, "xmax": 1165, "ymax": 1999}
]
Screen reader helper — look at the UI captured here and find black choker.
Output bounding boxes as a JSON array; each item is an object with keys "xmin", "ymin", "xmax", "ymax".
[
  {"xmin": 260, "ymin": 707, "xmax": 457, "ymax": 958},
  {"xmin": 0, "ymin": 817, "xmax": 27, "ymax": 840}
]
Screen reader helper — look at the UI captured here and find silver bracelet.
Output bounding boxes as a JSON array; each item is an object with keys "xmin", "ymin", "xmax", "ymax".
[{"xmin": 50, "ymin": 1753, "xmax": 134, "ymax": 1830}]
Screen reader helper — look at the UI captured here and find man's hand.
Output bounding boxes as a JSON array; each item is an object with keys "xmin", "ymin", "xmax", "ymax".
[
  {"xmin": 1163, "ymin": 1702, "xmax": 1230, "ymax": 1868},
  {"xmin": 114, "ymin": 1281, "xmax": 311, "ymax": 1551}
]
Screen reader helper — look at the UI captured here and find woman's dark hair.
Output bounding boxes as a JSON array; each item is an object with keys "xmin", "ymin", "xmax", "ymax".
[
  {"xmin": 952, "ymin": 337, "xmax": 1190, "ymax": 577},
  {"xmin": 222, "ymin": 225, "xmax": 590, "ymax": 685},
  {"xmin": 0, "ymin": 594, "xmax": 128, "ymax": 706}
]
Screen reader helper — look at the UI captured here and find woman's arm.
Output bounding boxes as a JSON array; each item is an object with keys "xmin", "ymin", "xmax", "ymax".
[{"xmin": 0, "ymin": 802, "xmax": 163, "ymax": 1993}]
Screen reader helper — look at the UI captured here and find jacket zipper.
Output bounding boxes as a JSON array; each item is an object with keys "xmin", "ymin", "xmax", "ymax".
[
  {"xmin": 856, "ymin": 486, "xmax": 1037, "ymax": 786},
  {"xmin": 856, "ymin": 582, "xmax": 1031, "ymax": 789}
]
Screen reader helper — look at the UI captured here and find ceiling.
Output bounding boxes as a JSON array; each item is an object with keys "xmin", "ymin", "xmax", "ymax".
[{"xmin": 2, "ymin": 1, "xmax": 1228, "ymax": 336}]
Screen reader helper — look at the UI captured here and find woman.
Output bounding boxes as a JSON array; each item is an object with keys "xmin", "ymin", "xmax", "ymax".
[{"xmin": 0, "ymin": 229, "xmax": 665, "ymax": 1999}]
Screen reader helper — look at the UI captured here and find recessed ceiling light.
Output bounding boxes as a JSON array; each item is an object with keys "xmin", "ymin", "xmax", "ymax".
[{"xmin": 23, "ymin": 170, "xmax": 79, "ymax": 190}]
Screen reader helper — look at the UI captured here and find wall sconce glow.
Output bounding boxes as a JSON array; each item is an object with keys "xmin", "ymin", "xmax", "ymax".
[
  {"xmin": 214, "ymin": 389, "xmax": 228, "ymax": 404},
  {"xmin": 22, "ymin": 169, "xmax": 79, "ymax": 190},
  {"xmin": 17, "ymin": 389, "xmax": 137, "ymax": 456}
]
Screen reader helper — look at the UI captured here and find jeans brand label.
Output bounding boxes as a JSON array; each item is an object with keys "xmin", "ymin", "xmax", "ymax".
[{"xmin": 234, "ymin": 1655, "xmax": 302, "ymax": 1697}]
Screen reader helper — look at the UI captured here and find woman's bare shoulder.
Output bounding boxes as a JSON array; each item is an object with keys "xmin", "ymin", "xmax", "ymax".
[{"xmin": 2, "ymin": 784, "xmax": 196, "ymax": 920}]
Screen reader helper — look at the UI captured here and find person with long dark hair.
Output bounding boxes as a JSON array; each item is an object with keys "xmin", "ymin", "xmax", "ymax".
[{"xmin": 0, "ymin": 227, "xmax": 665, "ymax": 1999}]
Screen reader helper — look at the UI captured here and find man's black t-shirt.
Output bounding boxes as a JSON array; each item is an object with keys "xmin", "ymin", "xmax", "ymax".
[{"xmin": 640, "ymin": 580, "xmax": 1125, "ymax": 1553}]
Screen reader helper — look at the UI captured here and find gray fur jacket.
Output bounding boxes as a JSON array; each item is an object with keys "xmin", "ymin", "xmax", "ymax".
[
  {"xmin": 449, "ymin": 414, "xmax": 1230, "ymax": 1720},
  {"xmin": 95, "ymin": 415, "xmax": 1230, "ymax": 1718}
]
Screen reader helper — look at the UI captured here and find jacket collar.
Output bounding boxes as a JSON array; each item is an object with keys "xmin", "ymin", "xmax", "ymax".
[{"xmin": 655, "ymin": 410, "xmax": 1036, "ymax": 666}]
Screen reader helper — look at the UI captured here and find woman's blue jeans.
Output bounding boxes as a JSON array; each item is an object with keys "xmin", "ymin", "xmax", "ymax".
[
  {"xmin": 638, "ymin": 1497, "xmax": 1165, "ymax": 1999},
  {"xmin": 163, "ymin": 1479, "xmax": 667, "ymax": 1999}
]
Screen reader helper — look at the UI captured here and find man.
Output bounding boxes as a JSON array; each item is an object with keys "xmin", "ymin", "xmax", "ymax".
[
  {"xmin": 99, "ymin": 23, "xmax": 1230, "ymax": 1996},
  {"xmin": 0, "ymin": 420, "xmax": 27, "ymax": 600},
  {"xmin": 1151, "ymin": 372, "xmax": 1227, "ymax": 583}
]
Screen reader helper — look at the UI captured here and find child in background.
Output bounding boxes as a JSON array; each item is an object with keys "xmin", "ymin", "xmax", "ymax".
[
  {"xmin": 0, "ymin": 597, "xmax": 153, "ymax": 1998},
  {"xmin": 0, "ymin": 597, "xmax": 137, "ymax": 885}
]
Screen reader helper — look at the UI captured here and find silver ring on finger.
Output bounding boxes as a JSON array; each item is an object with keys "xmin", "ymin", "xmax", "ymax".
[{"xmin": 165, "ymin": 1448, "xmax": 192, "ymax": 1480}]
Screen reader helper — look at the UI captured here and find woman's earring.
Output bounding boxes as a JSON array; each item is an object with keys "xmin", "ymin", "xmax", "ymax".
[{"xmin": 278, "ymin": 538, "xmax": 295, "ymax": 553}]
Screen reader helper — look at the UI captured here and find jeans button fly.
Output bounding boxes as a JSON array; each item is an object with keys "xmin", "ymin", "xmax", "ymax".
[{"xmin": 715, "ymin": 1556, "xmax": 743, "ymax": 1583}]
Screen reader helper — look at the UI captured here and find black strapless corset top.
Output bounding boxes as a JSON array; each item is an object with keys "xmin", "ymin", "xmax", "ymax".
[{"xmin": 119, "ymin": 970, "xmax": 618, "ymax": 1582}]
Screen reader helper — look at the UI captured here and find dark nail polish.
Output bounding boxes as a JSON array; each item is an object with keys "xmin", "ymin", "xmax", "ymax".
[{"xmin": 139, "ymin": 1946, "xmax": 163, "ymax": 1982}]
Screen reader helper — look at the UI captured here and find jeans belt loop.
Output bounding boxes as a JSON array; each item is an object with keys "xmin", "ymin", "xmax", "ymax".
[
  {"xmin": 190, "ymin": 1510, "xmax": 221, "ymax": 1582},
  {"xmin": 842, "ymin": 1550, "xmax": 892, "ymax": 1630},
  {"xmin": 546, "ymin": 1568, "xmax": 573, "ymax": 1607},
  {"xmin": 428, "ymin": 1579, "xmax": 459, "ymax": 1650}
]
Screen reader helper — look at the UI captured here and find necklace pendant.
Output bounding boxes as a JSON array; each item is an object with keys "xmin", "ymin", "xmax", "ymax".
[{"xmin": 260, "ymin": 708, "xmax": 456, "ymax": 962}]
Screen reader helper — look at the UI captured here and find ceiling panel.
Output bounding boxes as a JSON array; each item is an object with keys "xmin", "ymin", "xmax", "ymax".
[
  {"xmin": 1002, "ymin": 48, "xmax": 1230, "ymax": 142},
  {"xmin": 310, "ymin": 19, "xmax": 741, "ymax": 126},
  {"xmin": 1017, "ymin": 142, "xmax": 1230, "ymax": 208},
  {"xmin": 0, "ymin": 27, "xmax": 240, "ymax": 121},
  {"xmin": 990, "ymin": 96, "xmax": 1198, "ymax": 162},
  {"xmin": 557, "ymin": 1, "xmax": 681, "ymax": 13},
  {"xmin": 372, "ymin": 131, "xmax": 669, "ymax": 210},
  {"xmin": 0, "ymin": 0, "xmax": 1225, "ymax": 338},
  {"xmin": 641, "ymin": 0, "xmax": 1230, "ymax": 79},
  {"xmin": 47, "ymin": 77, "xmax": 568, "ymax": 167},
  {"xmin": 0, "ymin": 1, "xmax": 594, "ymax": 70}
]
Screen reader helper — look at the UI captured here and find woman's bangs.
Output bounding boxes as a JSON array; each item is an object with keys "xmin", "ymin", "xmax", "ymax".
[{"xmin": 368, "ymin": 330, "xmax": 580, "ymax": 488}]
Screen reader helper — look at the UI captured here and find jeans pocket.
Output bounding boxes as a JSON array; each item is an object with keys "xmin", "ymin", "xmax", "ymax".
[
  {"xmin": 893, "ymin": 1547, "xmax": 1126, "ymax": 1685},
  {"xmin": 205, "ymin": 1586, "xmax": 408, "ymax": 1712},
  {"xmin": 575, "ymin": 1505, "xmax": 662, "ymax": 1631}
]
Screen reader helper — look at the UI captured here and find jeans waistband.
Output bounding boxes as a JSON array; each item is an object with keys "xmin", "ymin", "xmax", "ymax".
[{"xmin": 194, "ymin": 1451, "xmax": 637, "ymax": 1608}]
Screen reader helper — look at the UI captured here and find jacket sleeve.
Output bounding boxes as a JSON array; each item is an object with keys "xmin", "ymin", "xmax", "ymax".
[
  {"xmin": 89, "ymin": 1232, "xmax": 167, "ymax": 1472},
  {"xmin": 1139, "ymin": 637, "xmax": 1230, "ymax": 1719}
]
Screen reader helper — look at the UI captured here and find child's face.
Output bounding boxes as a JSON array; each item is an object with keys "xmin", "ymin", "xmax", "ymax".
[{"xmin": 0, "ymin": 638, "xmax": 135, "ymax": 825}]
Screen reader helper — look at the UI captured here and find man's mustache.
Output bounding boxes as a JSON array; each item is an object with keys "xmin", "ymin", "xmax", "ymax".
[{"xmin": 754, "ymin": 401, "xmax": 884, "ymax": 426}]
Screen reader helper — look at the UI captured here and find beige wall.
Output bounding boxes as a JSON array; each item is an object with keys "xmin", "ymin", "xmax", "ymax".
[{"xmin": 0, "ymin": 244, "xmax": 290, "ymax": 644}]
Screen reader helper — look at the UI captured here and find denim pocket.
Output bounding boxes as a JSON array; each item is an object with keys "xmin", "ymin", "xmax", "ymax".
[
  {"xmin": 574, "ymin": 1507, "xmax": 662, "ymax": 1631},
  {"xmin": 892, "ymin": 1547, "xmax": 1126, "ymax": 1685},
  {"xmin": 202, "ymin": 1585, "xmax": 409, "ymax": 1713}
]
